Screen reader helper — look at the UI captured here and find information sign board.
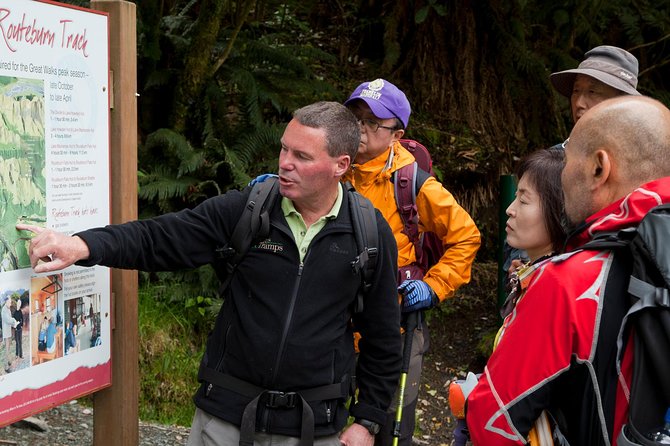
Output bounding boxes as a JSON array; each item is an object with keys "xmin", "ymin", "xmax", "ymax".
[{"xmin": 0, "ymin": 0, "xmax": 111, "ymax": 426}]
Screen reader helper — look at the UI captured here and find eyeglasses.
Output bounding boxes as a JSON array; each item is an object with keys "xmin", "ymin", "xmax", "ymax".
[{"xmin": 357, "ymin": 118, "xmax": 397, "ymax": 133}]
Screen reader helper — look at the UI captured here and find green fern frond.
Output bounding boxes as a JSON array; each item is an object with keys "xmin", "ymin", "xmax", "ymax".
[
  {"xmin": 244, "ymin": 97, "xmax": 265, "ymax": 129},
  {"xmin": 160, "ymin": 14, "xmax": 193, "ymax": 38},
  {"xmin": 163, "ymin": 33, "xmax": 191, "ymax": 56},
  {"xmin": 177, "ymin": 150, "xmax": 206, "ymax": 177},
  {"xmin": 144, "ymin": 69, "xmax": 176, "ymax": 90},
  {"xmin": 222, "ymin": 148, "xmax": 253, "ymax": 187},
  {"xmin": 139, "ymin": 171, "xmax": 198, "ymax": 201},
  {"xmin": 195, "ymin": 179, "xmax": 222, "ymax": 196},
  {"xmin": 140, "ymin": 265, "xmax": 221, "ymax": 304},
  {"xmin": 145, "ymin": 128, "xmax": 206, "ymax": 176},
  {"xmin": 201, "ymin": 99, "xmax": 216, "ymax": 146},
  {"xmin": 284, "ymin": 44, "xmax": 338, "ymax": 65},
  {"xmin": 230, "ymin": 124, "xmax": 284, "ymax": 166},
  {"xmin": 145, "ymin": 128, "xmax": 192, "ymax": 155},
  {"xmin": 245, "ymin": 41, "xmax": 310, "ymax": 76}
]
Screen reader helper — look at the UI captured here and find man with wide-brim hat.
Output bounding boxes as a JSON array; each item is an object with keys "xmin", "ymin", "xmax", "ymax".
[
  {"xmin": 503, "ymin": 45, "xmax": 643, "ymax": 324},
  {"xmin": 550, "ymin": 45, "xmax": 641, "ymax": 123}
]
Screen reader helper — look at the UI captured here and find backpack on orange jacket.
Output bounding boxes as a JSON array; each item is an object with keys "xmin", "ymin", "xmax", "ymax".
[{"xmin": 393, "ymin": 139, "xmax": 445, "ymax": 279}]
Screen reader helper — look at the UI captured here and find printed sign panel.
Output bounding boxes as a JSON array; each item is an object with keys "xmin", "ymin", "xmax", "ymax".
[{"xmin": 0, "ymin": 0, "xmax": 111, "ymax": 426}]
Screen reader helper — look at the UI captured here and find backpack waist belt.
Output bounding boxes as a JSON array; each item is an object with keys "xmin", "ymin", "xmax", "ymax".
[{"xmin": 198, "ymin": 365, "xmax": 349, "ymax": 446}]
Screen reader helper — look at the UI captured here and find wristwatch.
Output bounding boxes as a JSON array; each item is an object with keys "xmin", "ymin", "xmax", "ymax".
[{"xmin": 355, "ymin": 418, "xmax": 381, "ymax": 435}]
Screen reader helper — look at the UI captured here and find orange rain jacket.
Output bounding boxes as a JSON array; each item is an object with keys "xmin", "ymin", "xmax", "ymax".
[{"xmin": 343, "ymin": 141, "xmax": 481, "ymax": 301}]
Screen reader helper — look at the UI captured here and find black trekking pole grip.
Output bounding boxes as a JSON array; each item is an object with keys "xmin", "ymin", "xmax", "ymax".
[
  {"xmin": 400, "ymin": 311, "xmax": 418, "ymax": 372},
  {"xmin": 392, "ymin": 311, "xmax": 420, "ymax": 445}
]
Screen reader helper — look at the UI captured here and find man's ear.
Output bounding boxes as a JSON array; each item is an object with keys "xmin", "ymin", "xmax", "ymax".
[
  {"xmin": 592, "ymin": 149, "xmax": 611, "ymax": 186},
  {"xmin": 335, "ymin": 155, "xmax": 351, "ymax": 177},
  {"xmin": 391, "ymin": 128, "xmax": 405, "ymax": 143}
]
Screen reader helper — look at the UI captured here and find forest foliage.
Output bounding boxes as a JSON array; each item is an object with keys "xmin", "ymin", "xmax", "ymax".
[
  {"xmin": 73, "ymin": 0, "xmax": 670, "ymax": 298},
  {"xmin": 55, "ymin": 0, "xmax": 670, "ymax": 425}
]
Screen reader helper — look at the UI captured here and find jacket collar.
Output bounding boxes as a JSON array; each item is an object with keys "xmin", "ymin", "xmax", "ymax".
[
  {"xmin": 349, "ymin": 141, "xmax": 416, "ymax": 178},
  {"xmin": 566, "ymin": 176, "xmax": 670, "ymax": 250}
]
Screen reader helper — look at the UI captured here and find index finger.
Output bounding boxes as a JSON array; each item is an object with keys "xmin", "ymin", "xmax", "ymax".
[{"xmin": 15, "ymin": 224, "xmax": 45, "ymax": 236}]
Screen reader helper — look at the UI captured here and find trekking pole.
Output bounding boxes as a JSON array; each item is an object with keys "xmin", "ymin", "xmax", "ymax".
[{"xmin": 392, "ymin": 311, "xmax": 419, "ymax": 446}]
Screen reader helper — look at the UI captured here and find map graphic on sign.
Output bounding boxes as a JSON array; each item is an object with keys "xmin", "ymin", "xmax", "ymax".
[{"xmin": 0, "ymin": 76, "xmax": 47, "ymax": 272}]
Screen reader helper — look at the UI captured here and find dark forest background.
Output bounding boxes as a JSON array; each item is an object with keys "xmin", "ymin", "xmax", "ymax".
[
  {"xmin": 58, "ymin": 0, "xmax": 670, "ymax": 306},
  {"xmin": 72, "ymin": 0, "xmax": 670, "ymax": 301},
  {"xmin": 62, "ymin": 0, "xmax": 670, "ymax": 425}
]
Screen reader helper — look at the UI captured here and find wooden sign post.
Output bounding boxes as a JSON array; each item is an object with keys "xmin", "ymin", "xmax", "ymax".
[{"xmin": 89, "ymin": 1, "xmax": 139, "ymax": 444}]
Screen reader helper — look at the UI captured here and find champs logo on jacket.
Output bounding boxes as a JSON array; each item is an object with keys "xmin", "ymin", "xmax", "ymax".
[
  {"xmin": 253, "ymin": 239, "xmax": 284, "ymax": 253},
  {"xmin": 466, "ymin": 176, "xmax": 670, "ymax": 446}
]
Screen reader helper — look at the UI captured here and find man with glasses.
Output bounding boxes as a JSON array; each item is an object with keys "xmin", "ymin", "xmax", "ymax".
[
  {"xmin": 343, "ymin": 79, "xmax": 481, "ymax": 446},
  {"xmin": 504, "ymin": 46, "xmax": 642, "ymax": 281},
  {"xmin": 550, "ymin": 45, "xmax": 641, "ymax": 125}
]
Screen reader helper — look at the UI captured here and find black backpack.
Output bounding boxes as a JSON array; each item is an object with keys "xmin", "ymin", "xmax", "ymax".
[
  {"xmin": 215, "ymin": 177, "xmax": 379, "ymax": 313},
  {"xmin": 582, "ymin": 204, "xmax": 670, "ymax": 445}
]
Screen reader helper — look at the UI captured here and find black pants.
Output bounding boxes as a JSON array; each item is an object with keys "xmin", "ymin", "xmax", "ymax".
[{"xmin": 15, "ymin": 328, "xmax": 22, "ymax": 358}]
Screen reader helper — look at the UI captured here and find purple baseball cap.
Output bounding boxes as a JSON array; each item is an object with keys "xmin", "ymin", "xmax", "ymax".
[{"xmin": 345, "ymin": 78, "xmax": 411, "ymax": 128}]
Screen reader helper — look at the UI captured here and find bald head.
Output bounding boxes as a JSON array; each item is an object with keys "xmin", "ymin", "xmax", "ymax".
[
  {"xmin": 572, "ymin": 96, "xmax": 670, "ymax": 183},
  {"xmin": 562, "ymin": 96, "xmax": 670, "ymax": 224}
]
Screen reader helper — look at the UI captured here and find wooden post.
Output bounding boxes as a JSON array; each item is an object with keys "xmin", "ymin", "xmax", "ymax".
[{"xmin": 89, "ymin": 1, "xmax": 138, "ymax": 445}]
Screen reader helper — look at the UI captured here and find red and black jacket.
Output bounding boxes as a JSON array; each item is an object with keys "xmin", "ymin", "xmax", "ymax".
[{"xmin": 466, "ymin": 177, "xmax": 670, "ymax": 446}]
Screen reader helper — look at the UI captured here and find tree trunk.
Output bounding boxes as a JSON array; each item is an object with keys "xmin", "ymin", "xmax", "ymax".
[
  {"xmin": 378, "ymin": 0, "xmax": 564, "ymax": 161},
  {"xmin": 170, "ymin": 0, "xmax": 226, "ymax": 133}
]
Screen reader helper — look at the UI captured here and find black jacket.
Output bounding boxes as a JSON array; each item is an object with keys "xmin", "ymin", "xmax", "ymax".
[{"xmin": 77, "ymin": 183, "xmax": 401, "ymax": 436}]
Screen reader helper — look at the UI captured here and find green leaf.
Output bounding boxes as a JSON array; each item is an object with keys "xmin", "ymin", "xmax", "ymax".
[{"xmin": 415, "ymin": 6, "xmax": 429, "ymax": 24}]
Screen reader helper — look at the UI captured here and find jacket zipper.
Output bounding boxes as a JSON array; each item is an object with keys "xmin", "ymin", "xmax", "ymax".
[
  {"xmin": 261, "ymin": 261, "xmax": 304, "ymax": 432},
  {"xmin": 270, "ymin": 262, "xmax": 304, "ymax": 384}
]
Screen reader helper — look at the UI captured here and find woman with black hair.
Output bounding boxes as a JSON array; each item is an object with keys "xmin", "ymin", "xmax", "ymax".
[
  {"xmin": 451, "ymin": 148, "xmax": 567, "ymax": 446},
  {"xmin": 501, "ymin": 148, "xmax": 567, "ymax": 320}
]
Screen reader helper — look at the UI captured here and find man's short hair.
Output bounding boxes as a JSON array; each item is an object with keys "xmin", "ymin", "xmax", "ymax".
[{"xmin": 293, "ymin": 101, "xmax": 360, "ymax": 161}]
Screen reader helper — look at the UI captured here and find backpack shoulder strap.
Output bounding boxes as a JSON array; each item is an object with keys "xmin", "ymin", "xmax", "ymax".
[
  {"xmin": 393, "ymin": 140, "xmax": 434, "ymax": 239},
  {"xmin": 345, "ymin": 182, "xmax": 378, "ymax": 314},
  {"xmin": 399, "ymin": 139, "xmax": 434, "ymax": 176},
  {"xmin": 216, "ymin": 177, "xmax": 280, "ymax": 291},
  {"xmin": 392, "ymin": 162, "xmax": 431, "ymax": 267},
  {"xmin": 581, "ymin": 230, "xmax": 635, "ymax": 251},
  {"xmin": 393, "ymin": 162, "xmax": 420, "ymax": 244},
  {"xmin": 620, "ymin": 203, "xmax": 670, "ymax": 331}
]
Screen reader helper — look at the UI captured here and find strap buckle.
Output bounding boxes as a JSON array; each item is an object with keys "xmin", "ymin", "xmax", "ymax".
[{"xmin": 265, "ymin": 390, "xmax": 297, "ymax": 409}]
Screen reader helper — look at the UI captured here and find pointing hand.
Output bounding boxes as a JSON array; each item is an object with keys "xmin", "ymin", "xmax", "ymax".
[{"xmin": 15, "ymin": 224, "xmax": 90, "ymax": 273}]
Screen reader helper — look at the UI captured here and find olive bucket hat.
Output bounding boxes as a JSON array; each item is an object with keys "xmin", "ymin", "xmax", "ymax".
[{"xmin": 550, "ymin": 45, "xmax": 641, "ymax": 98}]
